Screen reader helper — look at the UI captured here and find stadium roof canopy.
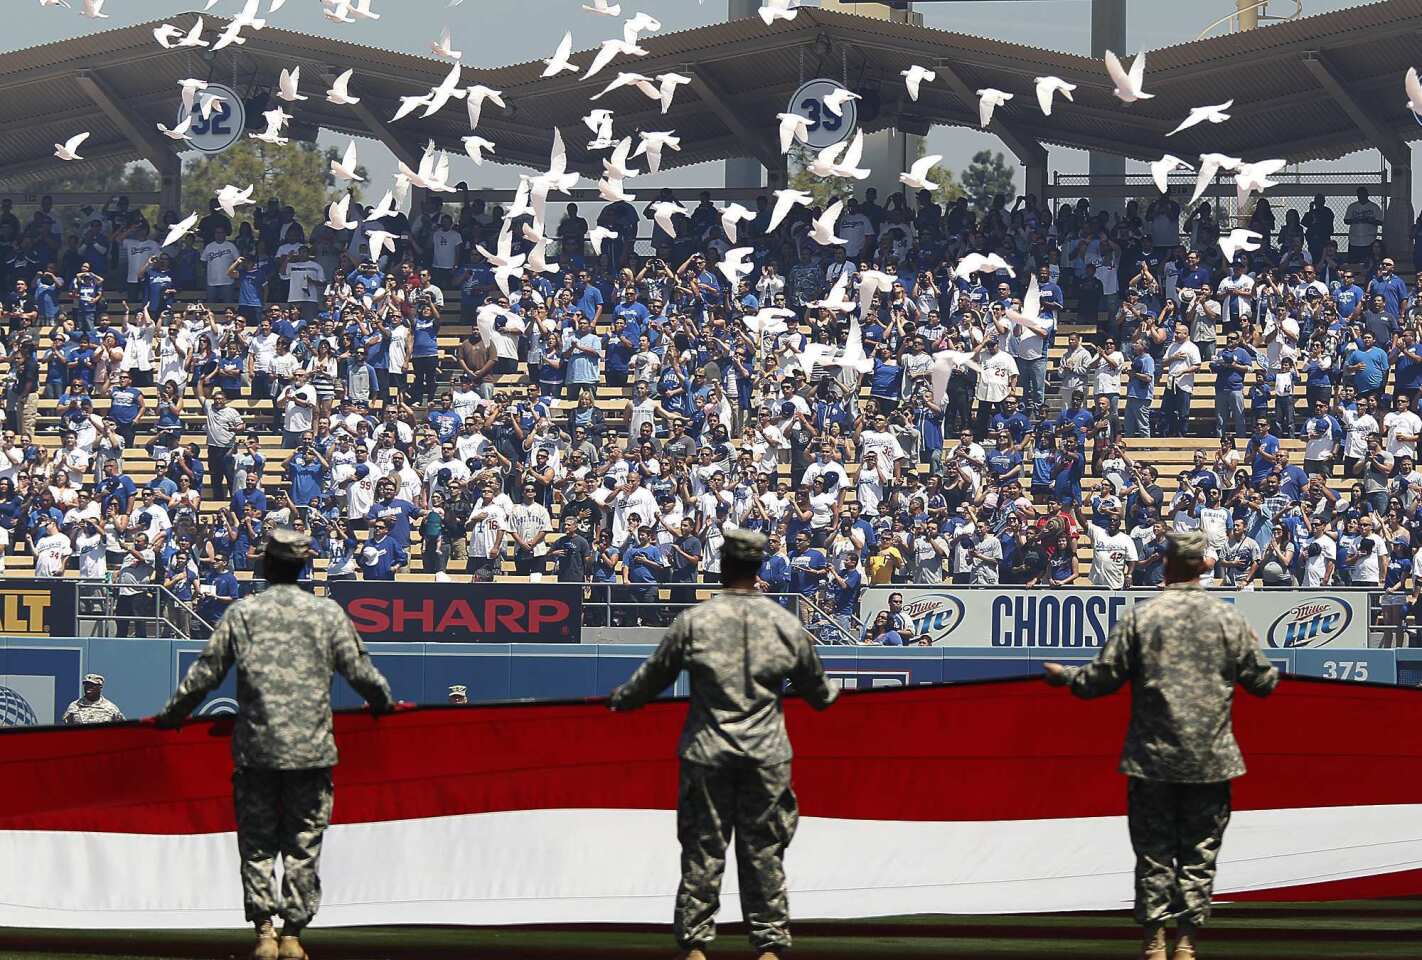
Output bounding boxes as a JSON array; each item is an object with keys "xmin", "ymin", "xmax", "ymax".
[{"xmin": 1, "ymin": 0, "xmax": 1421, "ymax": 197}]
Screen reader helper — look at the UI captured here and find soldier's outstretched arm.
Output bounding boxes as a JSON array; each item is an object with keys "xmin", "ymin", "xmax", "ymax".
[
  {"xmin": 788, "ymin": 621, "xmax": 838, "ymax": 710},
  {"xmin": 332, "ymin": 615, "xmax": 396, "ymax": 712},
  {"xmin": 1062, "ymin": 616, "xmax": 1134, "ymax": 700},
  {"xmin": 157, "ymin": 616, "xmax": 237, "ymax": 723},
  {"xmin": 1232, "ymin": 620, "xmax": 1281, "ymax": 697},
  {"xmin": 610, "ymin": 617, "xmax": 686, "ymax": 711}
]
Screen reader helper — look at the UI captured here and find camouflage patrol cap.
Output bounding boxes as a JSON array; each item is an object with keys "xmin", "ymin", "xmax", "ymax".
[
  {"xmin": 83, "ymin": 673, "xmax": 104, "ymax": 685},
  {"xmin": 1166, "ymin": 529, "xmax": 1208, "ymax": 564},
  {"xmin": 265, "ymin": 527, "xmax": 315, "ymax": 562},
  {"xmin": 721, "ymin": 528, "xmax": 768, "ymax": 564}
]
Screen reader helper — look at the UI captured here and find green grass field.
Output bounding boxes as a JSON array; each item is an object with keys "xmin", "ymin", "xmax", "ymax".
[{"xmin": 1, "ymin": 901, "xmax": 1417, "ymax": 960}]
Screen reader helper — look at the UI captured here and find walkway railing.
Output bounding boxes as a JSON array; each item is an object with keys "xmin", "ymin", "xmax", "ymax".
[{"xmin": 74, "ymin": 581, "xmax": 214, "ymax": 641}]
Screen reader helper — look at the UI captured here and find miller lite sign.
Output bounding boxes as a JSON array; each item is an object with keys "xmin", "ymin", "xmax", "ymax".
[{"xmin": 1264, "ymin": 596, "xmax": 1354, "ymax": 648}]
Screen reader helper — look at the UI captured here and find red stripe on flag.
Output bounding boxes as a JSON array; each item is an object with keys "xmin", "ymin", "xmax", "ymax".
[{"xmin": 0, "ymin": 679, "xmax": 1419, "ymax": 837}]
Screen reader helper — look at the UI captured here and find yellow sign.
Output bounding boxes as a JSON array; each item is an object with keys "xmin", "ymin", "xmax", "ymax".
[{"xmin": 0, "ymin": 590, "xmax": 52, "ymax": 635}]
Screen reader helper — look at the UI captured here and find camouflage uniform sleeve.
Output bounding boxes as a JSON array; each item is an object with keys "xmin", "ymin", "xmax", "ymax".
[
  {"xmin": 610, "ymin": 614, "xmax": 687, "ymax": 711},
  {"xmin": 108, "ymin": 702, "xmax": 126, "ymax": 721},
  {"xmin": 787, "ymin": 614, "xmax": 838, "ymax": 710},
  {"xmin": 61, "ymin": 702, "xmax": 78, "ymax": 725},
  {"xmin": 159, "ymin": 613, "xmax": 238, "ymax": 722},
  {"xmin": 331, "ymin": 608, "xmax": 395, "ymax": 711},
  {"xmin": 1065, "ymin": 610, "xmax": 1135, "ymax": 700},
  {"xmin": 1231, "ymin": 614, "xmax": 1280, "ymax": 698}
]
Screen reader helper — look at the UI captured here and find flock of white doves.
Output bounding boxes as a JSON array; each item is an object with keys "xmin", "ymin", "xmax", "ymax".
[{"xmin": 35, "ymin": 0, "xmax": 1422, "ymax": 389}]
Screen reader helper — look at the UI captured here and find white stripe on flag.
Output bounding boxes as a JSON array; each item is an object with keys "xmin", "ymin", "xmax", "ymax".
[{"xmin": 2, "ymin": 804, "xmax": 1419, "ymax": 929}]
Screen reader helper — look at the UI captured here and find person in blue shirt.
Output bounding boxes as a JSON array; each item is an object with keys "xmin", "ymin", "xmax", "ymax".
[
  {"xmin": 622, "ymin": 525, "xmax": 667, "ymax": 624},
  {"xmin": 605, "ymin": 303, "xmax": 639, "ymax": 387},
  {"xmin": 756, "ymin": 532, "xmax": 792, "ymax": 607},
  {"xmin": 64, "ymin": 334, "xmax": 96, "ymax": 388},
  {"xmin": 1333, "ymin": 267, "xmax": 1365, "ymax": 321},
  {"xmin": 1344, "ymin": 329, "xmax": 1389, "ymax": 396},
  {"xmin": 825, "ymin": 552, "xmax": 864, "ymax": 639},
  {"xmin": 1123, "ymin": 335, "xmax": 1156, "ymax": 438},
  {"xmin": 230, "ymin": 250, "xmax": 273, "ymax": 322},
  {"xmin": 366, "ymin": 479, "xmax": 421, "ymax": 548},
  {"xmin": 410, "ymin": 302, "xmax": 441, "ymax": 404},
  {"xmin": 991, "ymin": 395, "xmax": 1033, "ymax": 443},
  {"xmin": 1368, "ymin": 256, "xmax": 1409, "ymax": 318},
  {"xmin": 33, "ymin": 270, "xmax": 64, "ymax": 325},
  {"xmin": 230, "ymin": 474, "xmax": 269, "ymax": 516},
  {"xmin": 106, "ymin": 370, "xmax": 145, "ymax": 447},
  {"xmin": 1210, "ymin": 329, "xmax": 1253, "ymax": 439},
  {"xmin": 1245, "ymin": 416, "xmax": 1282, "ymax": 488},
  {"xmin": 139, "ymin": 254, "xmax": 175, "ymax": 317},
  {"xmin": 788, "ymin": 529, "xmax": 827, "ymax": 607},
  {"xmin": 72, "ymin": 264, "xmax": 104, "ymax": 333},
  {"xmin": 1275, "ymin": 449, "xmax": 1309, "ymax": 501},
  {"xmin": 284, "ymin": 445, "xmax": 328, "ymax": 507},
  {"xmin": 358, "ymin": 518, "xmax": 407, "ymax": 581},
  {"xmin": 868, "ymin": 347, "xmax": 902, "ymax": 410},
  {"xmin": 346, "ymin": 260, "xmax": 384, "ymax": 301},
  {"xmin": 865, "ymin": 610, "xmax": 905, "ymax": 646},
  {"xmin": 985, "ymin": 428, "xmax": 1024, "ymax": 486},
  {"xmin": 42, "ymin": 333, "xmax": 69, "ymax": 399},
  {"xmin": 95, "ymin": 460, "xmax": 137, "ymax": 513},
  {"xmin": 573, "ymin": 269, "xmax": 604, "ymax": 324},
  {"xmin": 195, "ymin": 553, "xmax": 240, "ymax": 631},
  {"xmin": 425, "ymin": 394, "xmax": 462, "ymax": 443}
]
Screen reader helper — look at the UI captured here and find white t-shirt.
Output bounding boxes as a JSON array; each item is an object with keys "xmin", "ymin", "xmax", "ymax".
[
  {"xmin": 1088, "ymin": 524, "xmax": 1138, "ymax": 589},
  {"xmin": 283, "ymin": 385, "xmax": 317, "ymax": 433},
  {"xmin": 1199, "ymin": 506, "xmax": 1230, "ymax": 550},
  {"xmin": 1384, "ymin": 410, "xmax": 1421, "ymax": 460},
  {"xmin": 1351, "ymin": 533, "xmax": 1384, "ymax": 585},
  {"xmin": 201, "ymin": 241, "xmax": 240, "ymax": 287},
  {"xmin": 1345, "ymin": 199, "xmax": 1384, "ymax": 248},
  {"xmin": 975, "ymin": 351, "xmax": 1019, "ymax": 403},
  {"xmin": 1162, "ymin": 339, "xmax": 1201, "ymax": 393},
  {"xmin": 287, "ymin": 261, "xmax": 327, "ymax": 303},
  {"xmin": 75, "ymin": 531, "xmax": 106, "ymax": 579},
  {"xmin": 123, "ymin": 239, "xmax": 161, "ymax": 283},
  {"xmin": 1302, "ymin": 534, "xmax": 1336, "ymax": 587},
  {"xmin": 1092, "ymin": 350, "xmax": 1125, "ymax": 397},
  {"xmin": 430, "ymin": 228, "xmax": 462, "ymax": 270},
  {"xmin": 33, "ymin": 533, "xmax": 73, "ymax": 578}
]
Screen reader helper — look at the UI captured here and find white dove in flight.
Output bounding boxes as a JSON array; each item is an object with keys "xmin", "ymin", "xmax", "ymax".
[
  {"xmin": 776, "ymin": 112, "xmax": 811, "ymax": 153},
  {"xmin": 330, "ymin": 141, "xmax": 363, "ymax": 182},
  {"xmin": 976, "ymin": 88, "xmax": 1012, "ymax": 128},
  {"xmin": 1406, "ymin": 67, "xmax": 1422, "ymax": 117},
  {"xmin": 830, "ymin": 129, "xmax": 871, "ymax": 180},
  {"xmin": 215, "ymin": 184, "xmax": 255, "ymax": 219},
  {"xmin": 743, "ymin": 308, "xmax": 794, "ymax": 339},
  {"xmin": 650, "ymin": 201, "xmax": 689, "ymax": 238},
  {"xmin": 899, "ymin": 154, "xmax": 942, "ymax": 192},
  {"xmin": 368, "ymin": 230, "xmax": 403, "ymax": 268},
  {"xmin": 1150, "ymin": 154, "xmax": 1193, "ymax": 194},
  {"xmin": 602, "ymin": 137, "xmax": 641, "ymax": 180},
  {"xmin": 822, "ymin": 88, "xmax": 861, "ymax": 117},
  {"xmin": 633, "ymin": 131, "xmax": 680, "ymax": 174},
  {"xmin": 463, "ymin": 136, "xmax": 496, "ymax": 165},
  {"xmin": 54, "ymin": 132, "xmax": 89, "ymax": 161},
  {"xmin": 837, "ymin": 315, "xmax": 876, "ymax": 375},
  {"xmin": 178, "ymin": 78, "xmax": 208, "ymax": 115},
  {"xmin": 156, "ymin": 19, "xmax": 208, "ymax": 49},
  {"xmin": 1034, "ymin": 76, "xmax": 1075, "ymax": 116},
  {"xmin": 585, "ymin": 39, "xmax": 647, "ymax": 82},
  {"xmin": 930, "ymin": 349, "xmax": 982, "ymax": 405},
  {"xmin": 587, "ymin": 226, "xmax": 618, "ymax": 255},
  {"xmin": 80, "ymin": 0, "xmax": 108, "ymax": 18},
  {"xmin": 767, "ymin": 189, "xmax": 812, "ymax": 233},
  {"xmin": 1234, "ymin": 158, "xmax": 1288, "ymax": 210},
  {"xmin": 717, "ymin": 247, "xmax": 756, "ymax": 286},
  {"xmin": 421, "ymin": 64, "xmax": 467, "ymax": 119},
  {"xmin": 1219, "ymin": 229, "xmax": 1263, "ymax": 264},
  {"xmin": 325, "ymin": 69, "xmax": 361, "ymax": 105},
  {"xmin": 326, "ymin": 195, "xmax": 356, "ymax": 232},
  {"xmin": 901, "ymin": 65, "xmax": 935, "ymax": 102},
  {"xmin": 347, "ymin": 0, "xmax": 379, "ymax": 20},
  {"xmin": 809, "ymin": 200, "xmax": 846, "ymax": 246},
  {"xmin": 39, "ymin": 0, "xmax": 73, "ymax": 8},
  {"xmin": 809, "ymin": 271, "xmax": 856, "ymax": 313},
  {"xmin": 392, "ymin": 95, "xmax": 433, "ymax": 123},
  {"xmin": 1189, "ymin": 153, "xmax": 1243, "ymax": 206},
  {"xmin": 1104, "ymin": 50, "xmax": 1153, "ymax": 103},
  {"xmin": 805, "ymin": 140, "xmax": 848, "ymax": 179},
  {"xmin": 164, "ymin": 212, "xmax": 200, "ymax": 248},
  {"xmin": 720, "ymin": 203, "xmax": 755, "ymax": 244},
  {"xmin": 582, "ymin": 0, "xmax": 621, "ymax": 16},
  {"xmin": 953, "ymin": 252, "xmax": 1015, "ymax": 280},
  {"xmin": 197, "ymin": 92, "xmax": 226, "ymax": 121},
  {"xmin": 364, "ymin": 190, "xmax": 400, "ymax": 222},
  {"xmin": 543, "ymin": 32, "xmax": 579, "ymax": 77},
  {"xmin": 1166, "ymin": 100, "xmax": 1233, "ymax": 138},
  {"xmin": 156, "ymin": 116, "xmax": 194, "ymax": 142},
  {"xmin": 856, "ymin": 269, "xmax": 896, "ymax": 318},
  {"xmin": 598, "ymin": 177, "xmax": 636, "ymax": 203},
  {"xmin": 276, "ymin": 67, "xmax": 308, "ymax": 103},
  {"xmin": 464, "ymin": 85, "xmax": 506, "ymax": 129},
  {"xmin": 591, "ymin": 72, "xmax": 656, "ymax": 102},
  {"xmin": 248, "ymin": 107, "xmax": 292, "ymax": 145},
  {"xmin": 654, "ymin": 73, "xmax": 691, "ymax": 113},
  {"xmin": 622, "ymin": 11, "xmax": 661, "ymax": 45},
  {"xmin": 758, "ymin": 0, "xmax": 797, "ymax": 25},
  {"xmin": 431, "ymin": 26, "xmax": 462, "ymax": 61}
]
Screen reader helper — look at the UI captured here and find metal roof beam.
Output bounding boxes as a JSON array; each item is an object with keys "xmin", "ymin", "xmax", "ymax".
[
  {"xmin": 686, "ymin": 65, "xmax": 780, "ymax": 170},
  {"xmin": 931, "ymin": 62, "xmax": 1045, "ymax": 165},
  {"xmin": 1300, "ymin": 51, "xmax": 1407, "ymax": 168},
  {"xmin": 74, "ymin": 71, "xmax": 179, "ymax": 176}
]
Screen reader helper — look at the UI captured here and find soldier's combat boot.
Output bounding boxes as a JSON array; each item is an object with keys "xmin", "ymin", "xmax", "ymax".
[
  {"xmin": 1172, "ymin": 922, "xmax": 1198, "ymax": 959},
  {"xmin": 277, "ymin": 933, "xmax": 307, "ymax": 960},
  {"xmin": 1140, "ymin": 925, "xmax": 1168, "ymax": 960},
  {"xmin": 252, "ymin": 921, "xmax": 278, "ymax": 960}
]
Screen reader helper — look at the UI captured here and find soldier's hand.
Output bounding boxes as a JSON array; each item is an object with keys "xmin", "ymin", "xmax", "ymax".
[{"xmin": 1041, "ymin": 662, "xmax": 1070, "ymax": 687}]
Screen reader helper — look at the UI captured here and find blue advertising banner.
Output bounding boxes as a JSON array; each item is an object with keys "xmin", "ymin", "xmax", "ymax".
[
  {"xmin": 326, "ymin": 581, "xmax": 582, "ymax": 644},
  {"xmin": 0, "ymin": 580, "xmax": 77, "ymax": 639}
]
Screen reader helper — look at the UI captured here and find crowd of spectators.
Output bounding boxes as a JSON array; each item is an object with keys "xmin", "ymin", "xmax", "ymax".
[{"xmin": 3, "ymin": 180, "xmax": 1422, "ymax": 642}]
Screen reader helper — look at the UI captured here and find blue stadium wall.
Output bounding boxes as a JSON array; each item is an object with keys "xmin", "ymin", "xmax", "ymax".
[{"xmin": 0, "ymin": 637, "xmax": 1407, "ymax": 726}]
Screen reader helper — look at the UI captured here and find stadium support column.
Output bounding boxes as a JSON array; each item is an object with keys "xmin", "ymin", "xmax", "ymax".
[
  {"xmin": 937, "ymin": 62, "xmax": 1046, "ymax": 205},
  {"xmin": 1089, "ymin": 0, "xmax": 1125, "ymax": 217},
  {"xmin": 75, "ymin": 70, "xmax": 182, "ymax": 214},
  {"xmin": 725, "ymin": 0, "xmax": 762, "ymax": 189},
  {"xmin": 690, "ymin": 66, "xmax": 781, "ymax": 189},
  {"xmin": 1300, "ymin": 52, "xmax": 1413, "ymax": 259}
]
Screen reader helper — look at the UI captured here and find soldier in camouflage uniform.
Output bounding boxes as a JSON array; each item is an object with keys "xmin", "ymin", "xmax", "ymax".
[
  {"xmin": 611, "ymin": 528, "xmax": 838, "ymax": 960},
  {"xmin": 1045, "ymin": 530, "xmax": 1279, "ymax": 960},
  {"xmin": 157, "ymin": 528, "xmax": 394, "ymax": 960},
  {"xmin": 62, "ymin": 674, "xmax": 125, "ymax": 724}
]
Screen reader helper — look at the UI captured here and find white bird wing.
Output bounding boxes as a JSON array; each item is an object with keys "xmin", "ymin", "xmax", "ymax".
[
  {"xmin": 977, "ymin": 91, "xmax": 996, "ymax": 128},
  {"xmin": 1408, "ymin": 67, "xmax": 1422, "ymax": 114},
  {"xmin": 392, "ymin": 95, "xmax": 431, "ymax": 122},
  {"xmin": 326, "ymin": 195, "xmax": 352, "ymax": 230},
  {"xmin": 327, "ymin": 69, "xmax": 359, "ymax": 103},
  {"xmin": 776, "ymin": 113, "xmax": 808, "ymax": 154},
  {"xmin": 837, "ymin": 128, "xmax": 865, "ymax": 171},
  {"xmin": 813, "ymin": 200, "xmax": 844, "ymax": 244},
  {"xmin": 544, "ymin": 32, "xmax": 577, "ymax": 76},
  {"xmin": 1019, "ymin": 274, "xmax": 1040, "ymax": 322},
  {"xmin": 1150, "ymin": 154, "xmax": 1189, "ymax": 194},
  {"xmin": 63, "ymin": 132, "xmax": 90, "ymax": 155},
  {"xmin": 1127, "ymin": 50, "xmax": 1151, "ymax": 98},
  {"xmin": 716, "ymin": 247, "xmax": 755, "ymax": 286},
  {"xmin": 164, "ymin": 212, "xmax": 199, "ymax": 248},
  {"xmin": 902, "ymin": 153, "xmax": 942, "ymax": 189}
]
